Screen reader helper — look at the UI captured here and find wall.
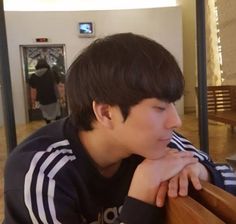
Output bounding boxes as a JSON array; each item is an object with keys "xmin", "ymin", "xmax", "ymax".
[
  {"xmin": 177, "ymin": 0, "xmax": 197, "ymax": 113},
  {"xmin": 205, "ymin": 0, "xmax": 222, "ymax": 86},
  {"xmin": 1, "ymin": 7, "xmax": 183, "ymax": 125},
  {"xmin": 216, "ymin": 0, "xmax": 236, "ymax": 85}
]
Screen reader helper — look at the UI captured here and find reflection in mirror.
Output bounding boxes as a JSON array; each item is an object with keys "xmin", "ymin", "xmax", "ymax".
[{"xmin": 20, "ymin": 44, "xmax": 68, "ymax": 123}]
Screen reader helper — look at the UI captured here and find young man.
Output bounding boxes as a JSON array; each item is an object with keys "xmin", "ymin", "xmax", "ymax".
[
  {"xmin": 4, "ymin": 33, "xmax": 236, "ymax": 224},
  {"xmin": 28, "ymin": 59, "xmax": 61, "ymax": 123}
]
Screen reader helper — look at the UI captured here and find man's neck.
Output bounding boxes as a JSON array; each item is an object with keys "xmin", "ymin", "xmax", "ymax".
[{"xmin": 78, "ymin": 129, "xmax": 130, "ymax": 177}]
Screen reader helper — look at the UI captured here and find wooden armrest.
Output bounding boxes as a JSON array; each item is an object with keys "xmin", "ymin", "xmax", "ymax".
[
  {"xmin": 166, "ymin": 195, "xmax": 224, "ymax": 224},
  {"xmin": 190, "ymin": 181, "xmax": 236, "ymax": 224},
  {"xmin": 166, "ymin": 181, "xmax": 236, "ymax": 223}
]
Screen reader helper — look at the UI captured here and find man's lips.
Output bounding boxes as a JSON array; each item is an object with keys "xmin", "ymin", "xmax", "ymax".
[
  {"xmin": 159, "ymin": 136, "xmax": 172, "ymax": 141},
  {"xmin": 159, "ymin": 138, "xmax": 171, "ymax": 143},
  {"xmin": 159, "ymin": 136, "xmax": 172, "ymax": 144},
  {"xmin": 159, "ymin": 134, "xmax": 172, "ymax": 142}
]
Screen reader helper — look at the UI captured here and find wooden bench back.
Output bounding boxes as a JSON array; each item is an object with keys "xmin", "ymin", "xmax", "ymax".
[
  {"xmin": 207, "ymin": 85, "xmax": 236, "ymax": 113},
  {"xmin": 166, "ymin": 181, "xmax": 236, "ymax": 224},
  {"xmin": 166, "ymin": 195, "xmax": 224, "ymax": 224}
]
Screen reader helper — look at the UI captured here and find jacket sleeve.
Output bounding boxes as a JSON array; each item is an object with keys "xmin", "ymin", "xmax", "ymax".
[
  {"xmin": 168, "ymin": 132, "xmax": 236, "ymax": 194},
  {"xmin": 28, "ymin": 74, "xmax": 37, "ymax": 88},
  {"xmin": 114, "ymin": 197, "xmax": 165, "ymax": 224},
  {"xmin": 4, "ymin": 148, "xmax": 82, "ymax": 224}
]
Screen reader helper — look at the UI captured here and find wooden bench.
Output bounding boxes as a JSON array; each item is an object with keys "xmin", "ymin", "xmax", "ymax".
[
  {"xmin": 166, "ymin": 181, "xmax": 236, "ymax": 224},
  {"xmin": 206, "ymin": 85, "xmax": 236, "ymax": 129}
]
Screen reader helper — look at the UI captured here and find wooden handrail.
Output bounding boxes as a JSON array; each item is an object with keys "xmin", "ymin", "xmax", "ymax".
[
  {"xmin": 166, "ymin": 195, "xmax": 224, "ymax": 224},
  {"xmin": 190, "ymin": 181, "xmax": 236, "ymax": 224},
  {"xmin": 166, "ymin": 181, "xmax": 236, "ymax": 223}
]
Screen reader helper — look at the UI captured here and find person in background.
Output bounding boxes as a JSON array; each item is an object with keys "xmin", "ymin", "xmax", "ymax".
[
  {"xmin": 4, "ymin": 33, "xmax": 236, "ymax": 224},
  {"xmin": 28, "ymin": 58, "xmax": 61, "ymax": 123}
]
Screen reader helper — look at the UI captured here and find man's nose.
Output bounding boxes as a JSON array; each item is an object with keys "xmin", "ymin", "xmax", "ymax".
[{"xmin": 166, "ymin": 103, "xmax": 182, "ymax": 129}]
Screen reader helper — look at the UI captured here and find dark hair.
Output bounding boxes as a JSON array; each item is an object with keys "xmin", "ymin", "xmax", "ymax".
[{"xmin": 66, "ymin": 33, "xmax": 184, "ymax": 130}]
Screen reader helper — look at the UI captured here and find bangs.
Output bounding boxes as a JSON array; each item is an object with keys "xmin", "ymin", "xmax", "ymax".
[
  {"xmin": 136, "ymin": 54, "xmax": 184, "ymax": 102},
  {"xmin": 115, "ymin": 41, "xmax": 184, "ymax": 105}
]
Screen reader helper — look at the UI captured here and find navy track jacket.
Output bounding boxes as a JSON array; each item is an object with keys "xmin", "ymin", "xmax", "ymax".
[{"xmin": 4, "ymin": 118, "xmax": 236, "ymax": 224}]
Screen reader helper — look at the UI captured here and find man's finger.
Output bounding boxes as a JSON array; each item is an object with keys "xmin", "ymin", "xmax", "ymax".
[
  {"xmin": 190, "ymin": 174, "xmax": 202, "ymax": 190},
  {"xmin": 179, "ymin": 171, "xmax": 188, "ymax": 196},
  {"xmin": 156, "ymin": 181, "xmax": 168, "ymax": 207},
  {"xmin": 168, "ymin": 176, "xmax": 179, "ymax": 198}
]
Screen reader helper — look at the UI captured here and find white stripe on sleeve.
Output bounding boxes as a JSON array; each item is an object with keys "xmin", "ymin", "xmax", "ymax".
[
  {"xmin": 224, "ymin": 180, "xmax": 236, "ymax": 185},
  {"xmin": 24, "ymin": 140, "xmax": 75, "ymax": 224},
  {"xmin": 24, "ymin": 151, "xmax": 45, "ymax": 224}
]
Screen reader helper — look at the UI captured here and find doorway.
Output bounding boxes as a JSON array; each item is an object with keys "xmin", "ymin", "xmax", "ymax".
[{"xmin": 20, "ymin": 44, "xmax": 68, "ymax": 122}]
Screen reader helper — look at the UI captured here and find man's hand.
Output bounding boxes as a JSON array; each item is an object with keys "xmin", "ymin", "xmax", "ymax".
[
  {"xmin": 128, "ymin": 150, "xmax": 198, "ymax": 205},
  {"xmin": 155, "ymin": 162, "xmax": 211, "ymax": 207}
]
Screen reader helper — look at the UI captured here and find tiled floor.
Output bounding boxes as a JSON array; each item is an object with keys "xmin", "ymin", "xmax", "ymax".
[
  {"xmin": 0, "ymin": 113, "xmax": 236, "ymax": 222},
  {"xmin": 178, "ymin": 113, "xmax": 236, "ymax": 163}
]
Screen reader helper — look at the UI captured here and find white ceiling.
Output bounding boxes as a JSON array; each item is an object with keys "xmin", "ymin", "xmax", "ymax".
[{"xmin": 3, "ymin": 0, "xmax": 177, "ymax": 11}]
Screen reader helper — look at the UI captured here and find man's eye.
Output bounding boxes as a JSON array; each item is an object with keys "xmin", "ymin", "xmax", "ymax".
[{"xmin": 154, "ymin": 106, "xmax": 166, "ymax": 111}]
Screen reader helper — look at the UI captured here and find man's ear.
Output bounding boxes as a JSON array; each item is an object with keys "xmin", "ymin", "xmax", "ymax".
[{"xmin": 92, "ymin": 101, "xmax": 113, "ymax": 128}]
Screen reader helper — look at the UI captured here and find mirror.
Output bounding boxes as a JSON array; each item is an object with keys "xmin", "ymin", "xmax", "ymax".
[{"xmin": 20, "ymin": 44, "xmax": 68, "ymax": 123}]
